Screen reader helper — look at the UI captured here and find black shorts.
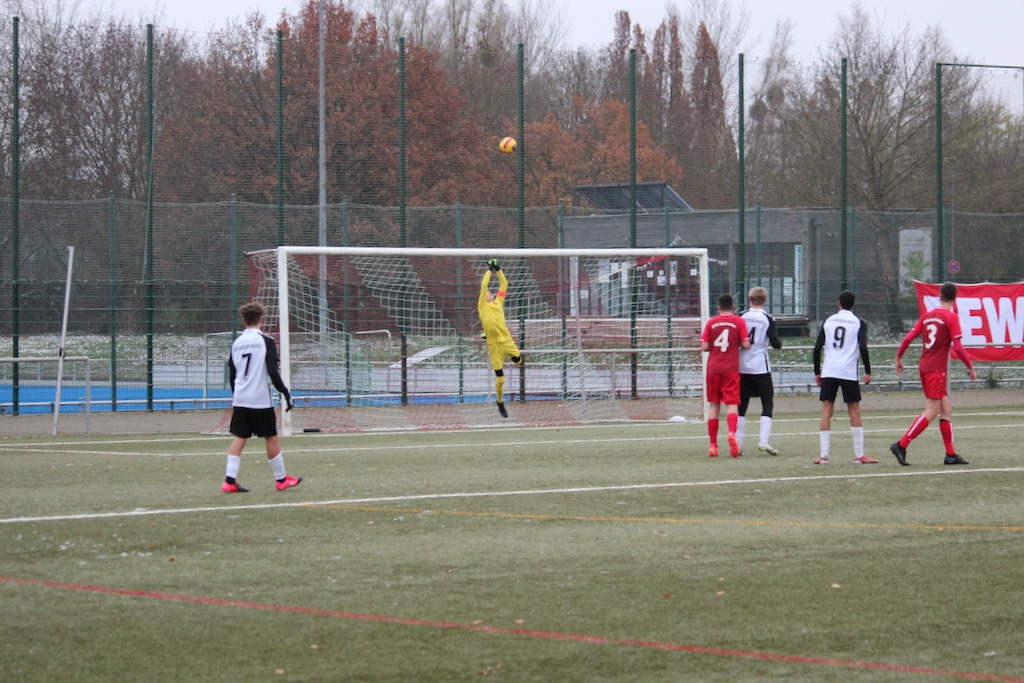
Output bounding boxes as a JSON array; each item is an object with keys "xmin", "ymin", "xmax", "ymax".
[
  {"xmin": 739, "ymin": 373, "xmax": 775, "ymax": 417},
  {"xmin": 229, "ymin": 406, "xmax": 279, "ymax": 438},
  {"xmin": 819, "ymin": 377, "xmax": 862, "ymax": 404},
  {"xmin": 740, "ymin": 373, "xmax": 774, "ymax": 399}
]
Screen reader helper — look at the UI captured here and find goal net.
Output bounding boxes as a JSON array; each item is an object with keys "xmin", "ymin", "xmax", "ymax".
[{"xmin": 247, "ymin": 246, "xmax": 709, "ymax": 434}]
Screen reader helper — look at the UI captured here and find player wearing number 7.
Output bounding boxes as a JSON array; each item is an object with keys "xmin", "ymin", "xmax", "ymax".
[
  {"xmin": 222, "ymin": 302, "xmax": 302, "ymax": 493},
  {"xmin": 700, "ymin": 294, "xmax": 751, "ymax": 457},
  {"xmin": 889, "ymin": 281, "xmax": 977, "ymax": 467}
]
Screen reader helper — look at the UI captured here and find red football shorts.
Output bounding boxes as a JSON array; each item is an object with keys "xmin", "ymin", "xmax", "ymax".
[
  {"xmin": 919, "ymin": 370, "xmax": 948, "ymax": 400},
  {"xmin": 707, "ymin": 371, "xmax": 740, "ymax": 405}
]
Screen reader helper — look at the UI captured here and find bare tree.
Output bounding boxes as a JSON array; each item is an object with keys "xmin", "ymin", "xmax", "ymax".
[
  {"xmin": 679, "ymin": 0, "xmax": 750, "ymax": 117},
  {"xmin": 744, "ymin": 19, "xmax": 795, "ymax": 205}
]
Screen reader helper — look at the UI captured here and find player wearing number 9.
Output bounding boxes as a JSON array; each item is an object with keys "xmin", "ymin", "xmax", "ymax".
[
  {"xmin": 889, "ymin": 281, "xmax": 977, "ymax": 466},
  {"xmin": 699, "ymin": 294, "xmax": 751, "ymax": 458},
  {"xmin": 812, "ymin": 290, "xmax": 873, "ymax": 464}
]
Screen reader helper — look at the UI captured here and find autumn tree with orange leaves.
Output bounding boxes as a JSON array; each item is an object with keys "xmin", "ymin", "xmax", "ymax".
[{"xmin": 156, "ymin": 1, "xmax": 500, "ymax": 206}]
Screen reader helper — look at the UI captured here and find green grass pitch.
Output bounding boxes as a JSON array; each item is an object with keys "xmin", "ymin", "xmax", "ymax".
[{"xmin": 2, "ymin": 407, "xmax": 1024, "ymax": 682}]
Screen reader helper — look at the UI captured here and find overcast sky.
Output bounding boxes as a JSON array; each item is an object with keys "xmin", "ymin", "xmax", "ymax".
[{"xmin": 105, "ymin": 0, "xmax": 1023, "ymax": 66}]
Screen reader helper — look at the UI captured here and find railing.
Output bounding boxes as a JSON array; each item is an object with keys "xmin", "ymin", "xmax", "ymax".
[{"xmin": 0, "ymin": 356, "xmax": 91, "ymax": 433}]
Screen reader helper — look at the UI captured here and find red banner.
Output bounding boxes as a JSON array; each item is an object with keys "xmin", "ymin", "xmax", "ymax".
[{"xmin": 913, "ymin": 281, "xmax": 1024, "ymax": 361}]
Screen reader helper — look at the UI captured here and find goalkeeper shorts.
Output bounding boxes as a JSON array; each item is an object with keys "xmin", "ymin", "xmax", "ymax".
[{"xmin": 488, "ymin": 339, "xmax": 521, "ymax": 371}]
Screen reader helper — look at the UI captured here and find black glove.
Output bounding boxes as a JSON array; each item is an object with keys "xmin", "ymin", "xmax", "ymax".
[
  {"xmin": 285, "ymin": 397, "xmax": 294, "ymax": 412},
  {"xmin": 488, "ymin": 258, "xmax": 500, "ymax": 272}
]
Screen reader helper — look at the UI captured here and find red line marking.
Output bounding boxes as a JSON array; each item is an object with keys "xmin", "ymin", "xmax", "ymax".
[{"xmin": 3, "ymin": 575, "xmax": 1021, "ymax": 682}]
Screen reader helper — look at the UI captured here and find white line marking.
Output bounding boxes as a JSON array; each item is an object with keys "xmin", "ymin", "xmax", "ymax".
[
  {"xmin": 2, "ymin": 467, "xmax": 1022, "ymax": 525},
  {"xmin": 2, "ymin": 410, "xmax": 1023, "ymax": 453},
  {"xmin": 6, "ymin": 420, "xmax": 1022, "ymax": 458}
]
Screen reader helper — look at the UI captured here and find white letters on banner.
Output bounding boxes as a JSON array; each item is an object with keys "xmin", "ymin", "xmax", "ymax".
[{"xmin": 915, "ymin": 282, "xmax": 1024, "ymax": 361}]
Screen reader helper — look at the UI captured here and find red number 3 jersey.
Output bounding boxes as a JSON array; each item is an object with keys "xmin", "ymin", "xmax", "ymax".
[{"xmin": 912, "ymin": 307, "xmax": 962, "ymax": 373}]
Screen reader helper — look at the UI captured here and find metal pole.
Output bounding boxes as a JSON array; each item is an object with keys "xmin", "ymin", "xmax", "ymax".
[
  {"xmin": 518, "ymin": 43, "xmax": 527, "ymax": 401},
  {"xmin": 398, "ymin": 38, "xmax": 407, "ymax": 247},
  {"xmin": 230, "ymin": 193, "xmax": 238, "ymax": 321},
  {"xmin": 518, "ymin": 43, "xmax": 526, "ymax": 249},
  {"xmin": 53, "ymin": 247, "xmax": 75, "ymax": 436},
  {"xmin": 11, "ymin": 17, "xmax": 20, "ymax": 414},
  {"xmin": 145, "ymin": 24, "xmax": 155, "ymax": 412},
  {"xmin": 737, "ymin": 54, "xmax": 745, "ymax": 296},
  {"xmin": 936, "ymin": 63, "xmax": 944, "ymax": 270},
  {"xmin": 398, "ymin": 38, "xmax": 408, "ymax": 404},
  {"xmin": 840, "ymin": 58, "xmax": 848, "ymax": 290},
  {"xmin": 755, "ymin": 204, "xmax": 761, "ymax": 286},
  {"xmin": 108, "ymin": 191, "xmax": 117, "ymax": 410},
  {"xmin": 277, "ymin": 29, "xmax": 285, "ymax": 245},
  {"xmin": 628, "ymin": 49, "xmax": 639, "ymax": 399},
  {"xmin": 317, "ymin": 0, "xmax": 329, "ymax": 397}
]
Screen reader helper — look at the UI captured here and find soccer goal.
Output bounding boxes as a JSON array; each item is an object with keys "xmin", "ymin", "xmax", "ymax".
[{"xmin": 247, "ymin": 246, "xmax": 709, "ymax": 435}]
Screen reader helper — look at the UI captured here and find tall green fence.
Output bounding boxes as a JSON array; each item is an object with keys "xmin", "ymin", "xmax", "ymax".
[{"xmin": 1, "ymin": 11, "xmax": 1023, "ymax": 413}]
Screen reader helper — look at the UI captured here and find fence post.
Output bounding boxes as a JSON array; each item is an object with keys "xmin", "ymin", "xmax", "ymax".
[
  {"xmin": 840, "ymin": 57, "xmax": 848, "ymax": 290},
  {"xmin": 109, "ymin": 191, "xmax": 118, "ymax": 411},
  {"xmin": 145, "ymin": 24, "xmax": 155, "ymax": 412},
  {"xmin": 11, "ymin": 17, "xmax": 20, "ymax": 415},
  {"xmin": 738, "ymin": 53, "xmax": 745, "ymax": 296}
]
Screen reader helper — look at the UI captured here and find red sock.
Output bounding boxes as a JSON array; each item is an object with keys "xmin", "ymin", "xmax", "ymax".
[
  {"xmin": 901, "ymin": 415, "xmax": 930, "ymax": 447},
  {"xmin": 708, "ymin": 418, "xmax": 719, "ymax": 445},
  {"xmin": 727, "ymin": 413, "xmax": 738, "ymax": 433},
  {"xmin": 939, "ymin": 419, "xmax": 955, "ymax": 455}
]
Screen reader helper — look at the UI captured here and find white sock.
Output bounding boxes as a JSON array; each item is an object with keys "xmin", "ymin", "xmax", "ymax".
[
  {"xmin": 850, "ymin": 426, "xmax": 864, "ymax": 458},
  {"xmin": 819, "ymin": 430, "xmax": 831, "ymax": 458},
  {"xmin": 736, "ymin": 416, "xmax": 746, "ymax": 448},
  {"xmin": 225, "ymin": 454, "xmax": 241, "ymax": 479},
  {"xmin": 269, "ymin": 453, "xmax": 286, "ymax": 480},
  {"xmin": 760, "ymin": 416, "xmax": 773, "ymax": 444}
]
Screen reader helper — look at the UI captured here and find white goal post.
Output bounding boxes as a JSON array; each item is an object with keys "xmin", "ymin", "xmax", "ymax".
[{"xmin": 253, "ymin": 246, "xmax": 710, "ymax": 435}]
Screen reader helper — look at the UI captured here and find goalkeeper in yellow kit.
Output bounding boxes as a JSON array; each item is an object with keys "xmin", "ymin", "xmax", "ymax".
[{"xmin": 478, "ymin": 258, "xmax": 522, "ymax": 417}]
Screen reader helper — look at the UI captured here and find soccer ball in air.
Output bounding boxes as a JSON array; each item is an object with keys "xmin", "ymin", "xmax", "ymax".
[{"xmin": 499, "ymin": 137, "xmax": 517, "ymax": 154}]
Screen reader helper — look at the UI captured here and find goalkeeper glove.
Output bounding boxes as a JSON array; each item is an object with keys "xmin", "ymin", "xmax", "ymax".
[
  {"xmin": 488, "ymin": 258, "xmax": 500, "ymax": 272},
  {"xmin": 285, "ymin": 397, "xmax": 294, "ymax": 412}
]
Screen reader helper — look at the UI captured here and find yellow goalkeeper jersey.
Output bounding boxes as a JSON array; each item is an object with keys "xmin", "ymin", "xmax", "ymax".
[{"xmin": 478, "ymin": 270, "xmax": 512, "ymax": 343}]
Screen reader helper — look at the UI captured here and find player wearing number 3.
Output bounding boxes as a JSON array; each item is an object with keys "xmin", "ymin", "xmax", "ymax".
[
  {"xmin": 890, "ymin": 281, "xmax": 977, "ymax": 466},
  {"xmin": 813, "ymin": 291, "xmax": 873, "ymax": 464},
  {"xmin": 700, "ymin": 294, "xmax": 751, "ymax": 457}
]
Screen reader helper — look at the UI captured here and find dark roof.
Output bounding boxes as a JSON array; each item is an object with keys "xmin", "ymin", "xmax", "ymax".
[{"xmin": 575, "ymin": 182, "xmax": 693, "ymax": 212}]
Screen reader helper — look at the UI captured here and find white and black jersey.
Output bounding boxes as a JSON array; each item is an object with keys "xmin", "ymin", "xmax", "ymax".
[
  {"xmin": 814, "ymin": 309, "xmax": 871, "ymax": 381},
  {"xmin": 739, "ymin": 308, "xmax": 782, "ymax": 375},
  {"xmin": 229, "ymin": 328, "xmax": 292, "ymax": 409}
]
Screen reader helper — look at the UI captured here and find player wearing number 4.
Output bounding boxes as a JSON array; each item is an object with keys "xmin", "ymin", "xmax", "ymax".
[
  {"xmin": 478, "ymin": 259, "xmax": 522, "ymax": 418},
  {"xmin": 700, "ymin": 294, "xmax": 751, "ymax": 457},
  {"xmin": 813, "ymin": 291, "xmax": 875, "ymax": 464},
  {"xmin": 890, "ymin": 281, "xmax": 977, "ymax": 467}
]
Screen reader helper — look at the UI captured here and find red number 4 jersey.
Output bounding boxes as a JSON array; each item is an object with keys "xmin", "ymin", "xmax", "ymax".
[{"xmin": 701, "ymin": 313, "xmax": 750, "ymax": 374}]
